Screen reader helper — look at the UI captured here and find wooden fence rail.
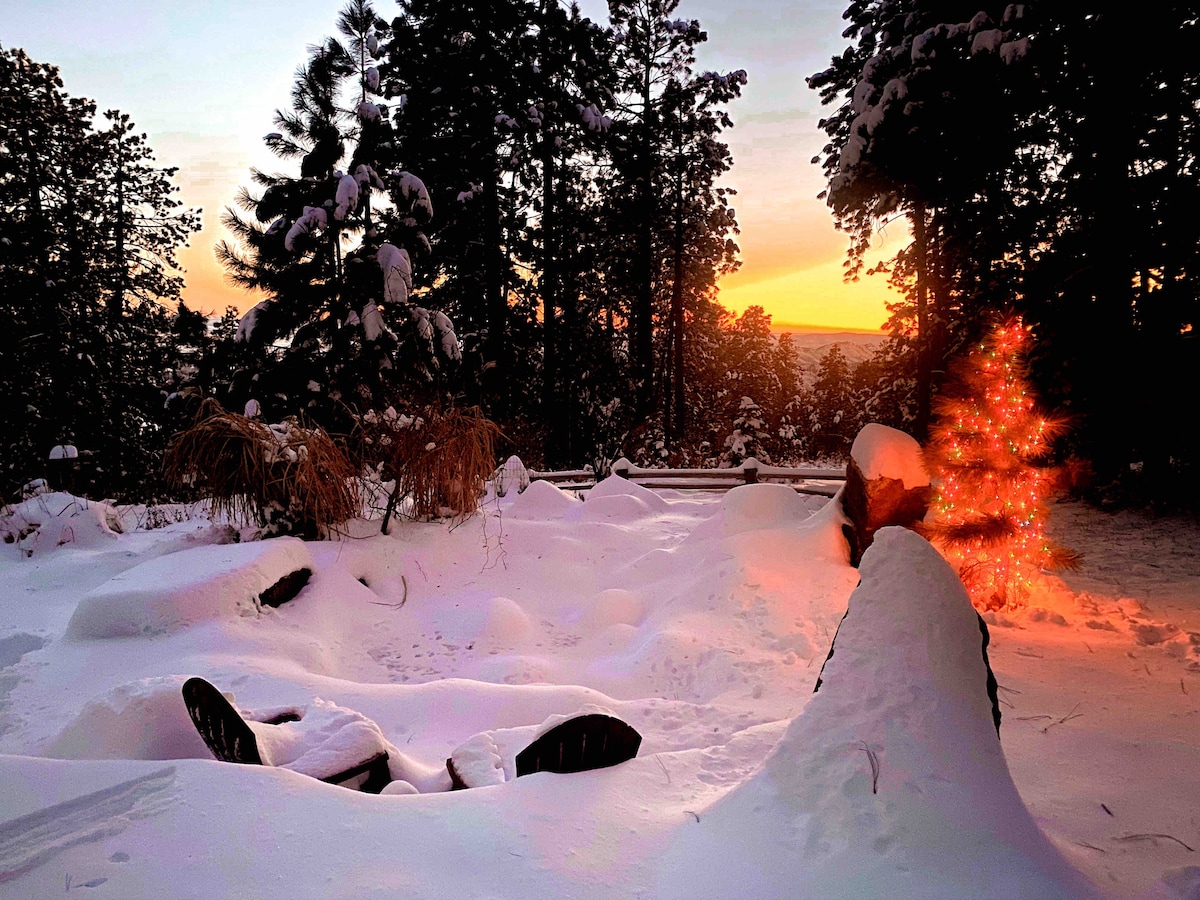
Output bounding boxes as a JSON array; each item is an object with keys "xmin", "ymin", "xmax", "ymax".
[{"xmin": 528, "ymin": 457, "xmax": 846, "ymax": 497}]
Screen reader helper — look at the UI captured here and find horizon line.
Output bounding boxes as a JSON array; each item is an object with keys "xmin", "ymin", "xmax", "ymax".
[{"xmin": 768, "ymin": 321, "xmax": 887, "ymax": 336}]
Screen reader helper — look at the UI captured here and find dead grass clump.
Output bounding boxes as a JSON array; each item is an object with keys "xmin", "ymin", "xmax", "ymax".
[
  {"xmin": 363, "ymin": 405, "xmax": 500, "ymax": 525},
  {"xmin": 164, "ymin": 399, "xmax": 358, "ymax": 538}
]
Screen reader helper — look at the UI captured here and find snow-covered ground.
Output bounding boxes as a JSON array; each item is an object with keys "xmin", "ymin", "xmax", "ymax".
[{"xmin": 0, "ymin": 481, "xmax": 1196, "ymax": 899}]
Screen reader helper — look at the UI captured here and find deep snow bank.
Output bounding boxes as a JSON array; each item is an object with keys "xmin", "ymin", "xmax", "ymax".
[{"xmin": 658, "ymin": 527, "xmax": 1102, "ymax": 899}]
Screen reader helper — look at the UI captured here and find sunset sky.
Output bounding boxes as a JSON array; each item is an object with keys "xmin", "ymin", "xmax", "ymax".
[{"xmin": 5, "ymin": 0, "xmax": 902, "ymax": 333}]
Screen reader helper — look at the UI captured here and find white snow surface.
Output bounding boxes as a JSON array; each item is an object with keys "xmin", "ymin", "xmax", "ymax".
[
  {"xmin": 850, "ymin": 422, "xmax": 930, "ymax": 489},
  {"xmin": 66, "ymin": 537, "xmax": 313, "ymax": 639},
  {"xmin": 284, "ymin": 205, "xmax": 328, "ymax": 252},
  {"xmin": 0, "ymin": 482, "xmax": 1197, "ymax": 899},
  {"xmin": 376, "ymin": 242, "xmax": 412, "ymax": 306},
  {"xmin": 334, "ymin": 173, "xmax": 359, "ymax": 221}
]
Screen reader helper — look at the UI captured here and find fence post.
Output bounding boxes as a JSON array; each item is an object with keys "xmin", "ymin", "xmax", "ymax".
[
  {"xmin": 743, "ymin": 458, "xmax": 758, "ymax": 484},
  {"xmin": 612, "ymin": 458, "xmax": 631, "ymax": 480}
]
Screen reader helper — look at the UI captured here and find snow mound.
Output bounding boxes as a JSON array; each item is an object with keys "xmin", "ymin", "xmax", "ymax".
[
  {"xmin": 426, "ymin": 595, "xmax": 534, "ymax": 650},
  {"xmin": 66, "ymin": 538, "xmax": 314, "ymax": 639},
  {"xmin": 587, "ymin": 474, "xmax": 669, "ymax": 511},
  {"xmin": 851, "ymin": 422, "xmax": 929, "ymax": 489},
  {"xmin": 715, "ymin": 482, "xmax": 815, "ymax": 536},
  {"xmin": 507, "ymin": 479, "xmax": 577, "ymax": 520},
  {"xmin": 686, "ymin": 482, "xmax": 836, "ymax": 545},
  {"xmin": 580, "ymin": 491, "xmax": 656, "ymax": 521},
  {"xmin": 580, "ymin": 475, "xmax": 669, "ymax": 521},
  {"xmin": 1, "ymin": 492, "xmax": 123, "ymax": 557},
  {"xmin": 448, "ymin": 703, "xmax": 618, "ymax": 787},
  {"xmin": 46, "ymin": 675, "xmax": 209, "ymax": 761},
  {"xmin": 579, "ymin": 588, "xmax": 644, "ymax": 629},
  {"xmin": 659, "ymin": 527, "xmax": 1100, "ymax": 899}
]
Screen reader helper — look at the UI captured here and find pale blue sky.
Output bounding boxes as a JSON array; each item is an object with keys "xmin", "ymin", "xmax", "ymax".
[{"xmin": 3, "ymin": 0, "xmax": 896, "ymax": 331}]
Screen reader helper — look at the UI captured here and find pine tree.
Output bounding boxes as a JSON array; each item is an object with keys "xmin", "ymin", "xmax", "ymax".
[
  {"xmin": 0, "ymin": 46, "xmax": 198, "ymax": 498},
  {"xmin": 720, "ymin": 395, "xmax": 771, "ymax": 467},
  {"xmin": 603, "ymin": 0, "xmax": 744, "ymax": 420},
  {"xmin": 217, "ymin": 0, "xmax": 455, "ymax": 428},
  {"xmin": 808, "ymin": 2, "xmax": 1039, "ymax": 437},
  {"xmin": 384, "ymin": 0, "xmax": 545, "ymax": 413},
  {"xmin": 808, "ymin": 344, "xmax": 854, "ymax": 460},
  {"xmin": 921, "ymin": 317, "xmax": 1074, "ymax": 612}
]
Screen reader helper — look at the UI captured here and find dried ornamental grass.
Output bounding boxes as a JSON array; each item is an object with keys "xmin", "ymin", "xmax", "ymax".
[
  {"xmin": 164, "ymin": 399, "xmax": 358, "ymax": 538},
  {"xmin": 363, "ymin": 405, "xmax": 500, "ymax": 524}
]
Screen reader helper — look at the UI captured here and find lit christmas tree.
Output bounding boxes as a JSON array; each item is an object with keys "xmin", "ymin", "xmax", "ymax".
[{"xmin": 921, "ymin": 317, "xmax": 1076, "ymax": 611}]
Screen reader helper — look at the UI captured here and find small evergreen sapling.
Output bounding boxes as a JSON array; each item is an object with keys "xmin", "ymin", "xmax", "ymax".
[{"xmin": 921, "ymin": 317, "xmax": 1076, "ymax": 611}]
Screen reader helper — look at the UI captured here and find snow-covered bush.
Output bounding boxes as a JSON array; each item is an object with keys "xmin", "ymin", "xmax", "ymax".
[{"xmin": 0, "ymin": 492, "xmax": 124, "ymax": 557}]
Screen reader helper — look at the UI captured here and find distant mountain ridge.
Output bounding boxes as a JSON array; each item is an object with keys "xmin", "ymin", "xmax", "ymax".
[{"xmin": 777, "ymin": 331, "xmax": 887, "ymax": 384}]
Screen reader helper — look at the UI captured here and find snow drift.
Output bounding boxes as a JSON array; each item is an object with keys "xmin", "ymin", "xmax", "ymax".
[{"xmin": 658, "ymin": 526, "xmax": 1101, "ymax": 898}]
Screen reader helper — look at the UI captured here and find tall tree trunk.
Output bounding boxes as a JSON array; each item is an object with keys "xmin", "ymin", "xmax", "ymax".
[
  {"xmin": 541, "ymin": 134, "xmax": 563, "ymax": 464},
  {"xmin": 633, "ymin": 66, "xmax": 655, "ymax": 419},
  {"xmin": 1079, "ymin": 10, "xmax": 1135, "ymax": 483},
  {"xmin": 109, "ymin": 145, "xmax": 126, "ymax": 330},
  {"xmin": 482, "ymin": 166, "xmax": 508, "ymax": 415},
  {"xmin": 912, "ymin": 199, "xmax": 931, "ymax": 440},
  {"xmin": 1141, "ymin": 46, "xmax": 1186, "ymax": 495},
  {"xmin": 668, "ymin": 128, "xmax": 686, "ymax": 441},
  {"xmin": 539, "ymin": 0, "xmax": 564, "ymax": 466}
]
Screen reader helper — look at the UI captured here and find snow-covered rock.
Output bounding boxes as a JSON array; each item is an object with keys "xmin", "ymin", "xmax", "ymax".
[
  {"xmin": 66, "ymin": 538, "xmax": 314, "ymax": 639},
  {"xmin": 842, "ymin": 423, "xmax": 930, "ymax": 565},
  {"xmin": 46, "ymin": 675, "xmax": 209, "ymax": 761}
]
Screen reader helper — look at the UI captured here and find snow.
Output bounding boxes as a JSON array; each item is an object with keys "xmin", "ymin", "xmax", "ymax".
[
  {"xmin": 66, "ymin": 537, "xmax": 313, "ymax": 639},
  {"xmin": 850, "ymin": 422, "xmax": 929, "ymax": 489},
  {"xmin": 376, "ymin": 242, "xmax": 412, "ymax": 305},
  {"xmin": 971, "ymin": 28, "xmax": 1005, "ymax": 56},
  {"xmin": 283, "ymin": 205, "xmax": 328, "ymax": 252},
  {"xmin": 1001, "ymin": 36, "xmax": 1032, "ymax": 65},
  {"xmin": 0, "ymin": 482, "xmax": 1197, "ymax": 898},
  {"xmin": 431, "ymin": 310, "xmax": 461, "ymax": 361},
  {"xmin": 578, "ymin": 102, "xmax": 613, "ymax": 133},
  {"xmin": 360, "ymin": 300, "xmax": 385, "ymax": 341},
  {"xmin": 353, "ymin": 163, "xmax": 385, "ymax": 191},
  {"xmin": 492, "ymin": 455, "xmax": 530, "ymax": 498},
  {"xmin": 234, "ymin": 300, "xmax": 268, "ymax": 343},
  {"xmin": 333, "ymin": 173, "xmax": 359, "ymax": 221},
  {"xmin": 657, "ymin": 527, "xmax": 1099, "ymax": 899},
  {"xmin": 0, "ymin": 492, "xmax": 123, "ymax": 557},
  {"xmin": 393, "ymin": 170, "xmax": 432, "ymax": 220}
]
